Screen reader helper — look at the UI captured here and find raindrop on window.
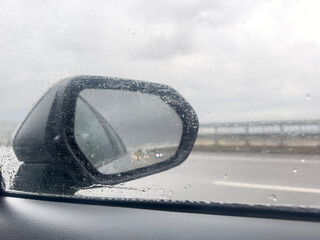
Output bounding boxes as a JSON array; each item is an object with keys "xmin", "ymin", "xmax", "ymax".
[
  {"xmin": 305, "ymin": 94, "xmax": 311, "ymax": 101},
  {"xmin": 268, "ymin": 194, "xmax": 278, "ymax": 202}
]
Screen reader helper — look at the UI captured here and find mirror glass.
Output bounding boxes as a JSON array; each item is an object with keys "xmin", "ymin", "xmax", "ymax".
[{"xmin": 74, "ymin": 89, "xmax": 183, "ymax": 175}]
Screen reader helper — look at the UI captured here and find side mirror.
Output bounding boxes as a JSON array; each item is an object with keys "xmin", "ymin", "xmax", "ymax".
[{"xmin": 12, "ymin": 76, "xmax": 199, "ymax": 194}]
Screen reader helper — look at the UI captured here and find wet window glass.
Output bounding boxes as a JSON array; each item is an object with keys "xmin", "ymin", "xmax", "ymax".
[{"xmin": 1, "ymin": 0, "xmax": 320, "ymax": 209}]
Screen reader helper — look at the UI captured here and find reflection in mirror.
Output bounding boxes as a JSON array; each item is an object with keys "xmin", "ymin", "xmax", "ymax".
[{"xmin": 74, "ymin": 89, "xmax": 183, "ymax": 175}]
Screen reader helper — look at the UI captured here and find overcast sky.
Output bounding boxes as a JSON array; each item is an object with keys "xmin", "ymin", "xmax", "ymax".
[{"xmin": 1, "ymin": 0, "xmax": 320, "ymax": 123}]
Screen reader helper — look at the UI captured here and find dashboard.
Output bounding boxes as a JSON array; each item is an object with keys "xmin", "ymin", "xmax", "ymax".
[{"xmin": 1, "ymin": 196, "xmax": 320, "ymax": 240}]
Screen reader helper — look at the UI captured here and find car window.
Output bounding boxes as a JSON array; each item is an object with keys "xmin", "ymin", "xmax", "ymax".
[
  {"xmin": 75, "ymin": 96, "xmax": 127, "ymax": 169},
  {"xmin": 1, "ymin": 0, "xmax": 320, "ymax": 209}
]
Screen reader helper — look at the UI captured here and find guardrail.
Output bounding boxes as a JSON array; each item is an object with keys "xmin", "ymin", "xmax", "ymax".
[{"xmin": 195, "ymin": 120, "xmax": 320, "ymax": 154}]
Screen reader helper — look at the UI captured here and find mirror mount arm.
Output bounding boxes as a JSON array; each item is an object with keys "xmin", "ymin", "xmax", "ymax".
[{"xmin": 12, "ymin": 162, "xmax": 92, "ymax": 195}]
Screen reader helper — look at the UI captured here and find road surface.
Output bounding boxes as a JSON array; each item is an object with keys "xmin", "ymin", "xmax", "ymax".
[
  {"xmin": 1, "ymin": 147, "xmax": 320, "ymax": 208},
  {"xmin": 78, "ymin": 151, "xmax": 320, "ymax": 208}
]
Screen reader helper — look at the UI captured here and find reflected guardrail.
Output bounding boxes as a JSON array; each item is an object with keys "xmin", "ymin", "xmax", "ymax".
[{"xmin": 194, "ymin": 120, "xmax": 320, "ymax": 154}]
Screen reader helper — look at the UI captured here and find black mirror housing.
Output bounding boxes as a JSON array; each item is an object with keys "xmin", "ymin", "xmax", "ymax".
[{"xmin": 12, "ymin": 76, "xmax": 199, "ymax": 194}]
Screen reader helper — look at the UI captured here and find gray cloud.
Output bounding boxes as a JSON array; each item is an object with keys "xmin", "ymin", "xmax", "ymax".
[{"xmin": 0, "ymin": 0, "xmax": 320, "ymax": 125}]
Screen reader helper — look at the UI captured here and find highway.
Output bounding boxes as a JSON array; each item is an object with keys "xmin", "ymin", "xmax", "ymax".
[
  {"xmin": 1, "ymin": 146, "xmax": 320, "ymax": 208},
  {"xmin": 78, "ymin": 151, "xmax": 320, "ymax": 208}
]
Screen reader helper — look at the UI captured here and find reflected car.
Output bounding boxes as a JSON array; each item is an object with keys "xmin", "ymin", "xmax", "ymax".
[{"xmin": 132, "ymin": 149, "xmax": 150, "ymax": 161}]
